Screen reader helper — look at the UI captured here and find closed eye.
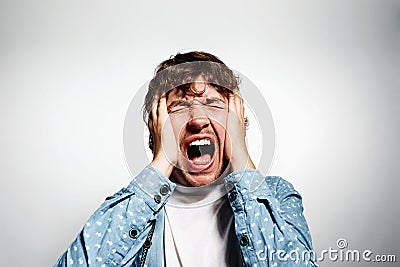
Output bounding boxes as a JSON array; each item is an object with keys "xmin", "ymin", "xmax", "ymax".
[
  {"xmin": 168, "ymin": 100, "xmax": 190, "ymax": 113},
  {"xmin": 205, "ymin": 99, "xmax": 226, "ymax": 109}
]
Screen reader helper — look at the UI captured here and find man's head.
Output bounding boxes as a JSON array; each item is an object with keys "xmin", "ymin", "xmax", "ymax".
[{"xmin": 143, "ymin": 51, "xmax": 240, "ymax": 186}]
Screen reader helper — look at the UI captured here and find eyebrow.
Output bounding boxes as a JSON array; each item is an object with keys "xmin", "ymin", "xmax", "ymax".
[
  {"xmin": 207, "ymin": 97, "xmax": 226, "ymax": 103},
  {"xmin": 167, "ymin": 99, "xmax": 186, "ymax": 111},
  {"xmin": 167, "ymin": 97, "xmax": 225, "ymax": 109}
]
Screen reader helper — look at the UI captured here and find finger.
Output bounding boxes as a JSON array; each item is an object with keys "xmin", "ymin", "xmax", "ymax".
[
  {"xmin": 233, "ymin": 93, "xmax": 245, "ymax": 124},
  {"xmin": 151, "ymin": 98, "xmax": 158, "ymax": 129},
  {"xmin": 234, "ymin": 93, "xmax": 243, "ymax": 114},
  {"xmin": 228, "ymin": 93, "xmax": 236, "ymax": 114},
  {"xmin": 158, "ymin": 94, "xmax": 168, "ymax": 121},
  {"xmin": 239, "ymin": 97, "xmax": 245, "ymax": 122}
]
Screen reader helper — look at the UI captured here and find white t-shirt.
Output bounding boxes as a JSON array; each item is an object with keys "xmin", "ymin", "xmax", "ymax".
[{"xmin": 164, "ymin": 177, "xmax": 243, "ymax": 267}]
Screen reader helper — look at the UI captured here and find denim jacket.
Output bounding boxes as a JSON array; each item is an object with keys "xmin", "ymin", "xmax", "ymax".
[{"xmin": 55, "ymin": 166, "xmax": 317, "ymax": 266}]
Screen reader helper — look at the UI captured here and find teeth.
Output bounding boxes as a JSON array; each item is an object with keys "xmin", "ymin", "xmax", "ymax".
[{"xmin": 189, "ymin": 138, "xmax": 211, "ymax": 146}]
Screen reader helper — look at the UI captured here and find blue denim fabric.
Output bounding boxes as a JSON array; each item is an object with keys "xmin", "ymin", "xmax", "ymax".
[{"xmin": 55, "ymin": 166, "xmax": 317, "ymax": 266}]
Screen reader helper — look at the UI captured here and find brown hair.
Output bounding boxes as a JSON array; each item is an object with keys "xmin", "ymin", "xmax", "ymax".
[{"xmin": 143, "ymin": 51, "xmax": 240, "ymax": 153}]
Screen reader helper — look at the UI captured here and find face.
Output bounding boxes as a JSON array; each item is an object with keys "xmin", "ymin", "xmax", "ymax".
[{"xmin": 165, "ymin": 79, "xmax": 229, "ymax": 186}]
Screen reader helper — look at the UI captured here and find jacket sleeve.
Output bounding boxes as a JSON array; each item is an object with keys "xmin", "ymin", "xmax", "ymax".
[
  {"xmin": 225, "ymin": 169, "xmax": 318, "ymax": 266},
  {"xmin": 54, "ymin": 165, "xmax": 176, "ymax": 266}
]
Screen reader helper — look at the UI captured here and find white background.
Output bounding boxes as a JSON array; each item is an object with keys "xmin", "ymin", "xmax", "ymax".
[{"xmin": 1, "ymin": 1, "xmax": 399, "ymax": 266}]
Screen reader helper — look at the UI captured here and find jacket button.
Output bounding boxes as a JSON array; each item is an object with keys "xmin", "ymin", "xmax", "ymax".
[
  {"xmin": 129, "ymin": 228, "xmax": 138, "ymax": 238},
  {"xmin": 240, "ymin": 235, "xmax": 249, "ymax": 246},
  {"xmin": 160, "ymin": 184, "xmax": 170, "ymax": 195},
  {"xmin": 229, "ymin": 191, "xmax": 237, "ymax": 202},
  {"xmin": 154, "ymin": 194, "xmax": 162, "ymax": 204},
  {"xmin": 144, "ymin": 239, "xmax": 152, "ymax": 248},
  {"xmin": 226, "ymin": 181, "xmax": 235, "ymax": 191}
]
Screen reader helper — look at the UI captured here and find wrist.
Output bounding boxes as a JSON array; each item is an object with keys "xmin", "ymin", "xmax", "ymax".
[
  {"xmin": 230, "ymin": 153, "xmax": 255, "ymax": 172},
  {"xmin": 150, "ymin": 156, "xmax": 174, "ymax": 178}
]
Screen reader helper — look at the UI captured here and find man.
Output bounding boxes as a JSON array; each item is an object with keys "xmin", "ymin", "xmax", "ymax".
[{"xmin": 55, "ymin": 51, "xmax": 317, "ymax": 266}]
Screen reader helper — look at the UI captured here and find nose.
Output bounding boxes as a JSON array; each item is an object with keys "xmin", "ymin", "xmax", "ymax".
[
  {"xmin": 186, "ymin": 107, "xmax": 210, "ymax": 133},
  {"xmin": 186, "ymin": 116, "xmax": 210, "ymax": 133}
]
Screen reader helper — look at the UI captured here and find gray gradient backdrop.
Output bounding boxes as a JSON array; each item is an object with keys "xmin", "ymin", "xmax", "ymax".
[{"xmin": 1, "ymin": 1, "xmax": 399, "ymax": 266}]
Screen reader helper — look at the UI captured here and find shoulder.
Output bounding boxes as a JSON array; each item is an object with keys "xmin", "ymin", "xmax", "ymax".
[{"xmin": 265, "ymin": 176, "xmax": 302, "ymax": 201}]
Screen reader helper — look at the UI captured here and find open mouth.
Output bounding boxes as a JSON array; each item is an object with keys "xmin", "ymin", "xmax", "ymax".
[{"xmin": 185, "ymin": 137, "xmax": 216, "ymax": 166}]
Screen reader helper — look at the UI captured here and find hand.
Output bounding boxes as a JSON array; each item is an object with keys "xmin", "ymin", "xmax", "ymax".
[
  {"xmin": 224, "ymin": 93, "xmax": 255, "ymax": 172},
  {"xmin": 150, "ymin": 95, "xmax": 178, "ymax": 178}
]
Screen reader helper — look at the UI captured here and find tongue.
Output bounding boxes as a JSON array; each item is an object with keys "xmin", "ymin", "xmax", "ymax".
[{"xmin": 191, "ymin": 154, "xmax": 212, "ymax": 165}]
